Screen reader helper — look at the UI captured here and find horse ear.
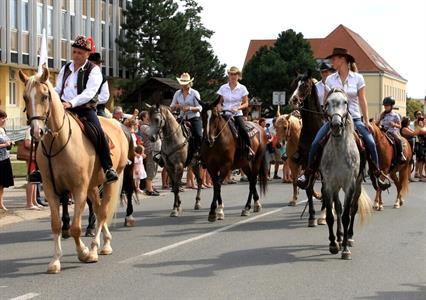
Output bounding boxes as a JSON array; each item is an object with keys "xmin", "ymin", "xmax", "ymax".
[
  {"xmin": 40, "ymin": 66, "xmax": 49, "ymax": 83},
  {"xmin": 155, "ymin": 103, "xmax": 159, "ymax": 109},
  {"xmin": 285, "ymin": 114, "xmax": 291, "ymax": 120},
  {"xmin": 145, "ymin": 103, "xmax": 152, "ymax": 109},
  {"xmin": 18, "ymin": 70, "xmax": 28, "ymax": 84}
]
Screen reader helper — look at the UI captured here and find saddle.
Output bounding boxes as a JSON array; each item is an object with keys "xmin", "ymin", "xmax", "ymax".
[
  {"xmin": 68, "ymin": 112, "xmax": 115, "ymax": 151},
  {"xmin": 227, "ymin": 118, "xmax": 258, "ymax": 140},
  {"xmin": 319, "ymin": 129, "xmax": 365, "ymax": 152}
]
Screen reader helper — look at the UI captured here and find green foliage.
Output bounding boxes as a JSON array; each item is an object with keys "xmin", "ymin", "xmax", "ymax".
[
  {"xmin": 406, "ymin": 98, "xmax": 424, "ymax": 120},
  {"xmin": 242, "ymin": 29, "xmax": 318, "ymax": 115},
  {"xmin": 117, "ymin": 0, "xmax": 225, "ymax": 101}
]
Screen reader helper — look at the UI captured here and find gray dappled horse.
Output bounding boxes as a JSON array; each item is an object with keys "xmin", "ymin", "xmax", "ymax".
[
  {"xmin": 320, "ymin": 89, "xmax": 372, "ymax": 260},
  {"xmin": 149, "ymin": 104, "xmax": 202, "ymax": 217}
]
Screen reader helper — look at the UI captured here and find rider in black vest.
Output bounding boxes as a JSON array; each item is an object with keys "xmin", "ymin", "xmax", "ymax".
[
  {"xmin": 54, "ymin": 35, "xmax": 118, "ymax": 183},
  {"xmin": 88, "ymin": 52, "xmax": 109, "ymax": 117}
]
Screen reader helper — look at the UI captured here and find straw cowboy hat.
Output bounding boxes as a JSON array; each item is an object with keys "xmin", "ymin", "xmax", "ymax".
[
  {"xmin": 176, "ymin": 73, "xmax": 194, "ymax": 85},
  {"xmin": 227, "ymin": 66, "xmax": 241, "ymax": 75},
  {"xmin": 326, "ymin": 48, "xmax": 355, "ymax": 63}
]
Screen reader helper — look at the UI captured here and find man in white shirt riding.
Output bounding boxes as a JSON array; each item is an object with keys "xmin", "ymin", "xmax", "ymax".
[
  {"xmin": 88, "ymin": 52, "xmax": 110, "ymax": 117},
  {"xmin": 55, "ymin": 35, "xmax": 118, "ymax": 183}
]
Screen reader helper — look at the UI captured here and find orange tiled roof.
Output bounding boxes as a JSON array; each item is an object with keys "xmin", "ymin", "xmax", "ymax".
[{"xmin": 244, "ymin": 25, "xmax": 405, "ymax": 81}]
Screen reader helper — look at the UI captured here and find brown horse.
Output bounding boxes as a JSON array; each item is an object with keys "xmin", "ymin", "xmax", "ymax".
[
  {"xmin": 275, "ymin": 114, "xmax": 302, "ymax": 206},
  {"xmin": 370, "ymin": 122, "xmax": 412, "ymax": 210},
  {"xmin": 19, "ymin": 68, "xmax": 128, "ymax": 273},
  {"xmin": 200, "ymin": 105, "xmax": 268, "ymax": 221}
]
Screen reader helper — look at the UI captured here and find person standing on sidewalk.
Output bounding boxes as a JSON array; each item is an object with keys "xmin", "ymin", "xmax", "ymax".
[{"xmin": 0, "ymin": 110, "xmax": 14, "ymax": 211}]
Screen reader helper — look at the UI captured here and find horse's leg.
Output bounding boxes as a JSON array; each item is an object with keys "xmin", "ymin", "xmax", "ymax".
[
  {"xmin": 289, "ymin": 163, "xmax": 298, "ymax": 206},
  {"xmin": 60, "ymin": 194, "xmax": 71, "ymax": 239},
  {"xmin": 347, "ymin": 184, "xmax": 361, "ymax": 247},
  {"xmin": 208, "ymin": 173, "xmax": 220, "ymax": 222},
  {"xmin": 85, "ymin": 198, "xmax": 96, "ymax": 237},
  {"xmin": 323, "ymin": 185, "xmax": 338, "ymax": 254},
  {"xmin": 341, "ymin": 186, "xmax": 356, "ymax": 260},
  {"xmin": 307, "ymin": 186, "xmax": 316, "ymax": 227},
  {"xmin": 170, "ymin": 166, "xmax": 183, "ymax": 217},
  {"xmin": 334, "ymin": 193, "xmax": 343, "ymax": 246},
  {"xmin": 390, "ymin": 172, "xmax": 401, "ymax": 208},
  {"xmin": 47, "ymin": 193, "xmax": 62, "ymax": 274},
  {"xmin": 192, "ymin": 164, "xmax": 202, "ymax": 210},
  {"xmin": 98, "ymin": 184, "xmax": 114, "ymax": 256},
  {"xmin": 318, "ymin": 201, "xmax": 327, "ymax": 225},
  {"xmin": 241, "ymin": 168, "xmax": 254, "ymax": 216},
  {"xmin": 69, "ymin": 190, "xmax": 90, "ymax": 263},
  {"xmin": 124, "ymin": 185, "xmax": 134, "ymax": 227},
  {"xmin": 86, "ymin": 188, "xmax": 101, "ymax": 262},
  {"xmin": 253, "ymin": 174, "xmax": 262, "ymax": 213}
]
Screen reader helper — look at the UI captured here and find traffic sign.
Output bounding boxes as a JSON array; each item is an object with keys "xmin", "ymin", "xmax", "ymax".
[{"xmin": 272, "ymin": 91, "xmax": 286, "ymax": 105}]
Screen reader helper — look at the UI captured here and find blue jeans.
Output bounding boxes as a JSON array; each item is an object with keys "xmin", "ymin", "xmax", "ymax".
[{"xmin": 307, "ymin": 117, "xmax": 379, "ymax": 167}]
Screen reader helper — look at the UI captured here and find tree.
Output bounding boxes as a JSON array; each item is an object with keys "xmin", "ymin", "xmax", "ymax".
[
  {"xmin": 406, "ymin": 98, "xmax": 424, "ymax": 120},
  {"xmin": 242, "ymin": 29, "xmax": 318, "ymax": 114}
]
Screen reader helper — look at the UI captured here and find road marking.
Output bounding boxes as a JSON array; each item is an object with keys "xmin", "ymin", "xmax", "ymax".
[
  {"xmin": 120, "ymin": 200, "xmax": 308, "ymax": 264},
  {"xmin": 9, "ymin": 293, "xmax": 40, "ymax": 300},
  {"xmin": 0, "ymin": 286, "xmax": 8, "ymax": 288}
]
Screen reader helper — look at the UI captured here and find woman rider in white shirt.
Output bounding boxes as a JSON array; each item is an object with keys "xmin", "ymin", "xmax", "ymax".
[
  {"xmin": 170, "ymin": 73, "xmax": 203, "ymax": 165},
  {"xmin": 297, "ymin": 48, "xmax": 390, "ymax": 190},
  {"xmin": 216, "ymin": 66, "xmax": 254, "ymax": 159}
]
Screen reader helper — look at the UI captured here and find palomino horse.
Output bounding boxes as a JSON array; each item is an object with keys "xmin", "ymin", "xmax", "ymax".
[
  {"xmin": 149, "ymin": 104, "xmax": 202, "ymax": 217},
  {"xmin": 290, "ymin": 71, "xmax": 324, "ymax": 226},
  {"xmin": 320, "ymin": 89, "xmax": 372, "ymax": 260},
  {"xmin": 370, "ymin": 122, "xmax": 412, "ymax": 210},
  {"xmin": 19, "ymin": 68, "xmax": 128, "ymax": 273},
  {"xmin": 200, "ymin": 104, "xmax": 268, "ymax": 221},
  {"xmin": 275, "ymin": 114, "xmax": 302, "ymax": 205}
]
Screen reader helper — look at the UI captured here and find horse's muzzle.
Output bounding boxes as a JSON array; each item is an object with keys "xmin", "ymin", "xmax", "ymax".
[{"xmin": 149, "ymin": 135, "xmax": 157, "ymax": 143}]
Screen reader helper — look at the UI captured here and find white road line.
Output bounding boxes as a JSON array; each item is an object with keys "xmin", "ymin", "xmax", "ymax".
[
  {"xmin": 0, "ymin": 286, "xmax": 8, "ymax": 288},
  {"xmin": 120, "ymin": 200, "xmax": 308, "ymax": 264},
  {"xmin": 9, "ymin": 293, "xmax": 40, "ymax": 300}
]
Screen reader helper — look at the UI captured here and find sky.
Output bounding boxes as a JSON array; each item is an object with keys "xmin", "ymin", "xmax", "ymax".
[{"xmin": 195, "ymin": 0, "xmax": 426, "ymax": 98}]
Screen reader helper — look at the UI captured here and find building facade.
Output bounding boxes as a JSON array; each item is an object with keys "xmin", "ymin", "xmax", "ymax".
[
  {"xmin": 244, "ymin": 25, "xmax": 408, "ymax": 118},
  {"xmin": 0, "ymin": 0, "xmax": 127, "ymax": 129}
]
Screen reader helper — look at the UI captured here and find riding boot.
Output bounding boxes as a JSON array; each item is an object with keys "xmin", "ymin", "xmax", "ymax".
[
  {"xmin": 297, "ymin": 147, "xmax": 323, "ymax": 190},
  {"xmin": 371, "ymin": 165, "xmax": 391, "ymax": 191},
  {"xmin": 395, "ymin": 138, "xmax": 407, "ymax": 164}
]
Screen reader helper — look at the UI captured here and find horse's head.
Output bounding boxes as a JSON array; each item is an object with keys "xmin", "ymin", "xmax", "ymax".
[
  {"xmin": 148, "ymin": 103, "xmax": 164, "ymax": 142},
  {"xmin": 325, "ymin": 88, "xmax": 349, "ymax": 137},
  {"xmin": 18, "ymin": 67, "xmax": 51, "ymax": 141},
  {"xmin": 289, "ymin": 70, "xmax": 316, "ymax": 108},
  {"xmin": 275, "ymin": 114, "xmax": 292, "ymax": 141},
  {"xmin": 203, "ymin": 105, "xmax": 223, "ymax": 147}
]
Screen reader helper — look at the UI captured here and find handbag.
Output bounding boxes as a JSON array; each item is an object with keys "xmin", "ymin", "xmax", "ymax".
[{"xmin": 16, "ymin": 141, "xmax": 32, "ymax": 161}]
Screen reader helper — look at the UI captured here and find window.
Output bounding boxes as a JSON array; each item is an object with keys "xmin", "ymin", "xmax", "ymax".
[
  {"xmin": 69, "ymin": 0, "xmax": 75, "ymax": 14},
  {"xmin": 91, "ymin": 0, "xmax": 95, "ymax": 18},
  {"xmin": 101, "ymin": 22, "xmax": 106, "ymax": 47},
  {"xmin": 37, "ymin": 4, "xmax": 43, "ymax": 35},
  {"xmin": 9, "ymin": 70, "xmax": 17, "ymax": 106},
  {"xmin": 101, "ymin": 2, "xmax": 106, "ymax": 21},
  {"xmin": 61, "ymin": 11, "xmax": 67, "ymax": 39},
  {"xmin": 22, "ymin": 0, "xmax": 29, "ymax": 31},
  {"xmin": 91, "ymin": 20, "xmax": 95, "ymax": 37},
  {"xmin": 70, "ymin": 14, "xmax": 75, "ymax": 40},
  {"xmin": 82, "ymin": 0, "xmax": 88, "ymax": 16},
  {"xmin": 47, "ymin": 7, "xmax": 53, "ymax": 36},
  {"xmin": 22, "ymin": 33, "xmax": 29, "ymax": 54},
  {"xmin": 109, "ymin": 23, "xmax": 113, "ymax": 48},
  {"xmin": 82, "ymin": 16, "xmax": 87, "ymax": 36},
  {"xmin": 61, "ymin": 0, "xmax": 67, "ymax": 10},
  {"xmin": 10, "ymin": 0, "xmax": 17, "ymax": 29},
  {"xmin": 11, "ymin": 32, "xmax": 18, "ymax": 51}
]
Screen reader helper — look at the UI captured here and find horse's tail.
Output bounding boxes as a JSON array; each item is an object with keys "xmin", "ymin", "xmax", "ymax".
[
  {"xmin": 399, "ymin": 163, "xmax": 410, "ymax": 199},
  {"xmin": 106, "ymin": 171, "xmax": 124, "ymax": 225},
  {"xmin": 258, "ymin": 152, "xmax": 268, "ymax": 195},
  {"xmin": 357, "ymin": 187, "xmax": 373, "ymax": 225}
]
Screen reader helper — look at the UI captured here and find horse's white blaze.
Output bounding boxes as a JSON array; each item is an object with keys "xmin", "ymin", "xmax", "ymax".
[
  {"xmin": 29, "ymin": 87, "xmax": 42, "ymax": 139},
  {"xmin": 206, "ymin": 110, "xmax": 212, "ymax": 139},
  {"xmin": 290, "ymin": 80, "xmax": 301, "ymax": 101}
]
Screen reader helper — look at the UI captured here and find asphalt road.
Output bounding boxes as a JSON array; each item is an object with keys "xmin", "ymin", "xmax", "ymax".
[{"xmin": 0, "ymin": 180, "xmax": 425, "ymax": 300}]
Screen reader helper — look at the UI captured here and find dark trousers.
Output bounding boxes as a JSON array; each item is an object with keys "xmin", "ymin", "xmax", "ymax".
[
  {"xmin": 189, "ymin": 117, "xmax": 203, "ymax": 151},
  {"xmin": 234, "ymin": 116, "xmax": 251, "ymax": 148},
  {"xmin": 96, "ymin": 104, "xmax": 107, "ymax": 117},
  {"xmin": 70, "ymin": 107, "xmax": 112, "ymax": 171}
]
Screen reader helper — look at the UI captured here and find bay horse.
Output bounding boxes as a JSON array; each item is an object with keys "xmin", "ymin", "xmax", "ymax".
[
  {"xmin": 289, "ymin": 71, "xmax": 324, "ymax": 226},
  {"xmin": 320, "ymin": 89, "xmax": 372, "ymax": 260},
  {"xmin": 149, "ymin": 104, "xmax": 202, "ymax": 217},
  {"xmin": 19, "ymin": 68, "xmax": 128, "ymax": 273},
  {"xmin": 370, "ymin": 122, "xmax": 412, "ymax": 210},
  {"xmin": 200, "ymin": 103, "xmax": 268, "ymax": 221},
  {"xmin": 274, "ymin": 114, "xmax": 302, "ymax": 206}
]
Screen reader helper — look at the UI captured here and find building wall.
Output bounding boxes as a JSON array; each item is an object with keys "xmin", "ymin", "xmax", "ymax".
[
  {"xmin": 382, "ymin": 75, "xmax": 407, "ymax": 116},
  {"xmin": 363, "ymin": 74, "xmax": 382, "ymax": 119},
  {"xmin": 0, "ymin": 0, "xmax": 128, "ymax": 129}
]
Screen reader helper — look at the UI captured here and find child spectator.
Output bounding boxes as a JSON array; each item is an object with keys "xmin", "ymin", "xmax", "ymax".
[{"xmin": 134, "ymin": 145, "xmax": 147, "ymax": 193}]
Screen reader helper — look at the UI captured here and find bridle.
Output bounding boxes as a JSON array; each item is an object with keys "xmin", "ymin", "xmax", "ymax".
[
  {"xmin": 24, "ymin": 80, "xmax": 72, "ymax": 196},
  {"xmin": 325, "ymin": 88, "xmax": 349, "ymax": 129},
  {"xmin": 205, "ymin": 109, "xmax": 233, "ymax": 146},
  {"xmin": 292, "ymin": 79, "xmax": 324, "ymax": 116}
]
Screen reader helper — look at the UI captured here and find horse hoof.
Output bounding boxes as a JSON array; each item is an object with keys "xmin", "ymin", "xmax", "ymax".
[
  {"xmin": 341, "ymin": 251, "xmax": 352, "ymax": 260},
  {"xmin": 399, "ymin": 199, "xmax": 404, "ymax": 206},
  {"xmin": 208, "ymin": 213, "xmax": 217, "ymax": 222},
  {"xmin": 62, "ymin": 229, "xmax": 71, "ymax": 239},
  {"xmin": 194, "ymin": 202, "xmax": 201, "ymax": 210},
  {"xmin": 288, "ymin": 201, "xmax": 296, "ymax": 207},
  {"xmin": 124, "ymin": 216, "xmax": 135, "ymax": 227},
  {"xmin": 317, "ymin": 218, "xmax": 326, "ymax": 225},
  {"xmin": 100, "ymin": 245, "xmax": 113, "ymax": 255},
  {"xmin": 379, "ymin": 205, "xmax": 384, "ymax": 211},
  {"xmin": 329, "ymin": 244, "xmax": 340, "ymax": 255},
  {"xmin": 85, "ymin": 229, "xmax": 96, "ymax": 237},
  {"xmin": 393, "ymin": 203, "xmax": 400, "ymax": 209},
  {"xmin": 217, "ymin": 213, "xmax": 224, "ymax": 220},
  {"xmin": 253, "ymin": 203, "xmax": 262, "ymax": 213},
  {"xmin": 241, "ymin": 209, "xmax": 250, "ymax": 217},
  {"xmin": 373, "ymin": 204, "xmax": 380, "ymax": 211},
  {"xmin": 170, "ymin": 210, "xmax": 179, "ymax": 217},
  {"xmin": 313, "ymin": 192, "xmax": 322, "ymax": 200},
  {"xmin": 47, "ymin": 261, "xmax": 61, "ymax": 274},
  {"xmin": 308, "ymin": 219, "xmax": 317, "ymax": 227},
  {"xmin": 86, "ymin": 252, "xmax": 99, "ymax": 263},
  {"xmin": 77, "ymin": 247, "xmax": 90, "ymax": 262},
  {"xmin": 347, "ymin": 239, "xmax": 354, "ymax": 247}
]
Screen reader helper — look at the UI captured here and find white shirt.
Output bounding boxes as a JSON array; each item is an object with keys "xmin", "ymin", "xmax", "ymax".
[
  {"xmin": 325, "ymin": 71, "xmax": 365, "ymax": 119},
  {"xmin": 217, "ymin": 82, "xmax": 249, "ymax": 117},
  {"xmin": 98, "ymin": 80, "xmax": 110, "ymax": 105},
  {"xmin": 55, "ymin": 60, "xmax": 103, "ymax": 108},
  {"xmin": 170, "ymin": 88, "xmax": 202, "ymax": 119},
  {"xmin": 315, "ymin": 80, "xmax": 327, "ymax": 106}
]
